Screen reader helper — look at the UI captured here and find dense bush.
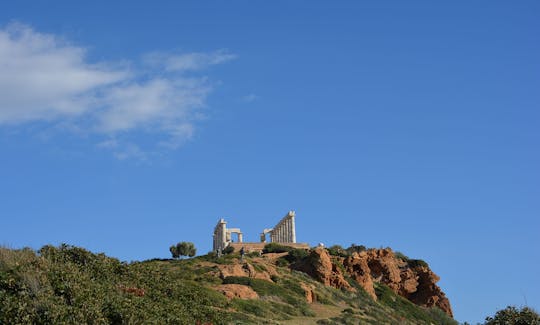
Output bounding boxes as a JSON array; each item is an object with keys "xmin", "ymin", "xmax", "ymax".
[
  {"xmin": 276, "ymin": 257, "xmax": 289, "ymax": 267},
  {"xmin": 484, "ymin": 305, "xmax": 540, "ymax": 325},
  {"xmin": 222, "ymin": 245, "xmax": 235, "ymax": 255},
  {"xmin": 346, "ymin": 244, "xmax": 367, "ymax": 255},
  {"xmin": 0, "ymin": 244, "xmax": 225, "ymax": 324},
  {"xmin": 394, "ymin": 251, "xmax": 409, "ymax": 261},
  {"xmin": 327, "ymin": 245, "xmax": 349, "ymax": 257},
  {"xmin": 262, "ymin": 243, "xmax": 292, "ymax": 254},
  {"xmin": 284, "ymin": 248, "xmax": 309, "ymax": 263},
  {"xmin": 408, "ymin": 259, "xmax": 429, "ymax": 268}
]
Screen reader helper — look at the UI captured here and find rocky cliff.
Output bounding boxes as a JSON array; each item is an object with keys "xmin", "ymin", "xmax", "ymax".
[{"xmin": 292, "ymin": 247, "xmax": 453, "ymax": 317}]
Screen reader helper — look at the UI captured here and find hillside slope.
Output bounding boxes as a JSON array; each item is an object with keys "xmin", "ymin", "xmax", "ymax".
[{"xmin": 0, "ymin": 244, "xmax": 456, "ymax": 324}]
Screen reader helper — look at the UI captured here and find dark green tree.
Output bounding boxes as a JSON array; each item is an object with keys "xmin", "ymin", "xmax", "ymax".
[
  {"xmin": 484, "ymin": 306, "xmax": 539, "ymax": 325},
  {"xmin": 170, "ymin": 242, "xmax": 196, "ymax": 259}
]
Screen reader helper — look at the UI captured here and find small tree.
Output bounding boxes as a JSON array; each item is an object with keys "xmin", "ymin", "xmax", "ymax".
[
  {"xmin": 177, "ymin": 242, "xmax": 196, "ymax": 257},
  {"xmin": 170, "ymin": 242, "xmax": 196, "ymax": 259}
]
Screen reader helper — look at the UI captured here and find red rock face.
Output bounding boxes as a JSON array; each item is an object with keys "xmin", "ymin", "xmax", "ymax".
[
  {"xmin": 342, "ymin": 254, "xmax": 376, "ymax": 300},
  {"xmin": 292, "ymin": 248, "xmax": 354, "ymax": 292},
  {"xmin": 300, "ymin": 282, "xmax": 316, "ymax": 303},
  {"xmin": 292, "ymin": 248, "xmax": 453, "ymax": 318},
  {"xmin": 407, "ymin": 266, "xmax": 453, "ymax": 317}
]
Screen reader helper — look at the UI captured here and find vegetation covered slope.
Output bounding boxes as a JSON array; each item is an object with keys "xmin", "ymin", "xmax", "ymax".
[{"xmin": 1, "ymin": 244, "xmax": 457, "ymax": 324}]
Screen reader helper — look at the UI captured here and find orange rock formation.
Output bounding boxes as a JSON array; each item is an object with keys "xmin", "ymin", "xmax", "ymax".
[{"xmin": 292, "ymin": 247, "xmax": 453, "ymax": 317}]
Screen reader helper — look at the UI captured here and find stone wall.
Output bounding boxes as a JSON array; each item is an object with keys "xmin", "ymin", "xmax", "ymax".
[{"xmin": 228, "ymin": 242, "xmax": 309, "ymax": 253}]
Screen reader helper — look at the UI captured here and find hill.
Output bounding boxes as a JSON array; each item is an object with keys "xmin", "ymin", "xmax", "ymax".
[{"xmin": 0, "ymin": 244, "xmax": 457, "ymax": 324}]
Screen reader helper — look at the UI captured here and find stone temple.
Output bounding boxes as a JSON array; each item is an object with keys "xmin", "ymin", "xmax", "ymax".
[{"xmin": 212, "ymin": 211, "xmax": 309, "ymax": 253}]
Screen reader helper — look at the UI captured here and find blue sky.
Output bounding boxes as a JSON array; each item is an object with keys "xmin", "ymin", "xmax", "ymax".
[{"xmin": 1, "ymin": 1, "xmax": 539, "ymax": 323}]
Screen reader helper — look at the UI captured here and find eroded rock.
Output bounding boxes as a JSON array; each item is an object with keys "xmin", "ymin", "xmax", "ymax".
[
  {"xmin": 291, "ymin": 248, "xmax": 354, "ymax": 292},
  {"xmin": 215, "ymin": 284, "xmax": 259, "ymax": 300}
]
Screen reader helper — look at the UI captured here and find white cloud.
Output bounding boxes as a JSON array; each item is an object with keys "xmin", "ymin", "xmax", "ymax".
[
  {"xmin": 144, "ymin": 50, "xmax": 236, "ymax": 72},
  {"xmin": 0, "ymin": 23, "xmax": 234, "ymax": 157},
  {"xmin": 0, "ymin": 23, "xmax": 125, "ymax": 123}
]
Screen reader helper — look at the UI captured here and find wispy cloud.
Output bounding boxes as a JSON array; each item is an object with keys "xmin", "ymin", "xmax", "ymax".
[
  {"xmin": 144, "ymin": 50, "xmax": 236, "ymax": 72},
  {"xmin": 241, "ymin": 94, "xmax": 259, "ymax": 103},
  {"xmin": 0, "ymin": 23, "xmax": 234, "ymax": 158}
]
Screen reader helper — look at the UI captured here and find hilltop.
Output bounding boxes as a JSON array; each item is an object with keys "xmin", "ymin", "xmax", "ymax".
[{"xmin": 0, "ymin": 244, "xmax": 456, "ymax": 324}]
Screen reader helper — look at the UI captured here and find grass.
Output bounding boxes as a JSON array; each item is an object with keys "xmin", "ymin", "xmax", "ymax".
[{"xmin": 222, "ymin": 276, "xmax": 314, "ymax": 317}]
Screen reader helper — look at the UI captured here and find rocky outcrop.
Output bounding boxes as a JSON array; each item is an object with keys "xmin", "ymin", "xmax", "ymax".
[
  {"xmin": 300, "ymin": 282, "xmax": 316, "ymax": 303},
  {"xmin": 215, "ymin": 284, "xmax": 259, "ymax": 300},
  {"xmin": 408, "ymin": 266, "xmax": 453, "ymax": 317},
  {"xmin": 291, "ymin": 248, "xmax": 354, "ymax": 292},
  {"xmin": 342, "ymin": 253, "xmax": 376, "ymax": 300},
  {"xmin": 217, "ymin": 262, "xmax": 276, "ymax": 282},
  {"xmin": 293, "ymin": 247, "xmax": 453, "ymax": 318}
]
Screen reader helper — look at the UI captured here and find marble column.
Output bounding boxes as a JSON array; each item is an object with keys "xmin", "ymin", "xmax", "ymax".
[
  {"xmin": 291, "ymin": 216, "xmax": 296, "ymax": 243},
  {"xmin": 285, "ymin": 220, "xmax": 290, "ymax": 242},
  {"xmin": 288, "ymin": 220, "xmax": 292, "ymax": 242}
]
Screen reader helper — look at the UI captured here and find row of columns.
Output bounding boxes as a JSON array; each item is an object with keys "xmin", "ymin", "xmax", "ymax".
[
  {"xmin": 215, "ymin": 211, "xmax": 297, "ymax": 250},
  {"xmin": 270, "ymin": 214, "xmax": 296, "ymax": 243}
]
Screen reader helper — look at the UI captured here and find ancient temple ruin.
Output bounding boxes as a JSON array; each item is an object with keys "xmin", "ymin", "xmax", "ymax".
[{"xmin": 212, "ymin": 211, "xmax": 308, "ymax": 253}]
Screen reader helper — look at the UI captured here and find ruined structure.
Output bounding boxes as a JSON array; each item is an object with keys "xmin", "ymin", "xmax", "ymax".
[
  {"xmin": 268, "ymin": 211, "xmax": 296, "ymax": 243},
  {"xmin": 212, "ymin": 219, "xmax": 244, "ymax": 253},
  {"xmin": 213, "ymin": 211, "xmax": 307, "ymax": 253}
]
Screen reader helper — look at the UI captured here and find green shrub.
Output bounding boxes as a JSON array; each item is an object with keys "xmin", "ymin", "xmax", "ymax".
[
  {"xmin": 276, "ymin": 257, "xmax": 289, "ymax": 267},
  {"xmin": 327, "ymin": 245, "xmax": 349, "ymax": 257},
  {"xmin": 394, "ymin": 251, "xmax": 409, "ymax": 261},
  {"xmin": 484, "ymin": 305, "xmax": 540, "ymax": 325},
  {"xmin": 246, "ymin": 251, "xmax": 261, "ymax": 258},
  {"xmin": 222, "ymin": 246, "xmax": 235, "ymax": 255},
  {"xmin": 284, "ymin": 248, "xmax": 309, "ymax": 263},
  {"xmin": 0, "ymin": 244, "xmax": 226, "ymax": 325},
  {"xmin": 346, "ymin": 244, "xmax": 367, "ymax": 255},
  {"xmin": 408, "ymin": 259, "xmax": 429, "ymax": 268},
  {"xmin": 263, "ymin": 243, "xmax": 292, "ymax": 254}
]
